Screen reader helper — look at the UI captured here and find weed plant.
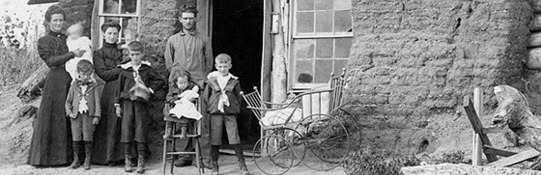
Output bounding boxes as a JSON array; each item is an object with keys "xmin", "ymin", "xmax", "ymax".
[
  {"xmin": 432, "ymin": 150, "xmax": 469, "ymax": 164},
  {"xmin": 343, "ymin": 146, "xmax": 420, "ymax": 175},
  {"xmin": 0, "ymin": 10, "xmax": 45, "ymax": 86},
  {"xmin": 0, "ymin": 48, "xmax": 42, "ymax": 86}
]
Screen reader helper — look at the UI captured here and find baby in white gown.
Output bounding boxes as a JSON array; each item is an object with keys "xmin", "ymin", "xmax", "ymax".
[{"xmin": 65, "ymin": 23, "xmax": 92, "ymax": 81}]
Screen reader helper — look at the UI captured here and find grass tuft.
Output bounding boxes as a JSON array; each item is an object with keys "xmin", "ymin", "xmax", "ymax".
[
  {"xmin": 342, "ymin": 147, "xmax": 420, "ymax": 175},
  {"xmin": 0, "ymin": 9, "xmax": 45, "ymax": 86}
]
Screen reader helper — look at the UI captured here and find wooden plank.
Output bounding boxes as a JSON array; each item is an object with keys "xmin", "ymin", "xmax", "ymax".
[
  {"xmin": 472, "ymin": 134, "xmax": 482, "ymax": 165},
  {"xmin": 292, "ymin": 34, "xmax": 353, "ymax": 39},
  {"xmin": 196, "ymin": 0, "xmax": 212, "ymax": 161},
  {"xmin": 271, "ymin": 0, "xmax": 287, "ymax": 103},
  {"xmin": 27, "ymin": 0, "xmax": 58, "ymax": 5},
  {"xmin": 16, "ymin": 63, "xmax": 48, "ymax": 103},
  {"xmin": 90, "ymin": 0, "xmax": 100, "ymax": 51},
  {"xmin": 472, "ymin": 88, "xmax": 483, "ymax": 165},
  {"xmin": 196, "ymin": 0, "xmax": 210, "ymax": 37},
  {"xmin": 486, "ymin": 149, "xmax": 541, "ymax": 167},
  {"xmin": 483, "ymin": 145, "xmax": 518, "ymax": 157},
  {"xmin": 463, "ymin": 95, "xmax": 498, "ymax": 162}
]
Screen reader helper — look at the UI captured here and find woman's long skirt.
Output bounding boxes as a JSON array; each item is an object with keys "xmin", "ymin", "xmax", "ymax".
[{"xmin": 27, "ymin": 67, "xmax": 72, "ymax": 166}]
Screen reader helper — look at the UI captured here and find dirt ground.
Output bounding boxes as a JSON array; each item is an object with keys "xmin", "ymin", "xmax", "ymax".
[
  {"xmin": 0, "ymin": 157, "xmax": 346, "ymax": 175},
  {"xmin": 0, "ymin": 84, "xmax": 346, "ymax": 175}
]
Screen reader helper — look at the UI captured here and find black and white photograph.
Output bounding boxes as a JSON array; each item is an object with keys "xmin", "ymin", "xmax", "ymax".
[{"xmin": 2, "ymin": 0, "xmax": 541, "ymax": 175}]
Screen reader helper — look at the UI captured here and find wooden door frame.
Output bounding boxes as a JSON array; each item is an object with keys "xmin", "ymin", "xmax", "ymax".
[
  {"xmin": 198, "ymin": 0, "xmax": 272, "ymax": 102},
  {"xmin": 261, "ymin": 0, "xmax": 272, "ymax": 103},
  {"xmin": 196, "ymin": 0, "xmax": 212, "ymax": 38}
]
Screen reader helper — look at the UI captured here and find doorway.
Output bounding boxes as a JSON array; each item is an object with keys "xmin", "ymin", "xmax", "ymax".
[{"xmin": 211, "ymin": 0, "xmax": 263, "ymax": 146}]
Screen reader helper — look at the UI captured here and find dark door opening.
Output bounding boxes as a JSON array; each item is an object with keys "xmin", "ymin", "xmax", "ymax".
[{"xmin": 212, "ymin": 0, "xmax": 263, "ymax": 146}]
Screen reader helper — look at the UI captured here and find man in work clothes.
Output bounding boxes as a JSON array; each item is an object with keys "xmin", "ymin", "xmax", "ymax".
[{"xmin": 164, "ymin": 6, "xmax": 213, "ymax": 168}]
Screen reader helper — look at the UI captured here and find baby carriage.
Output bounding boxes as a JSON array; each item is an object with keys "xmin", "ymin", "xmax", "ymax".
[{"xmin": 241, "ymin": 68, "xmax": 363, "ymax": 174}]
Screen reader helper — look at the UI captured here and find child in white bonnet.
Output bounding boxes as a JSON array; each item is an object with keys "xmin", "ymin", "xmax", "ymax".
[{"xmin": 65, "ymin": 22, "xmax": 93, "ymax": 81}]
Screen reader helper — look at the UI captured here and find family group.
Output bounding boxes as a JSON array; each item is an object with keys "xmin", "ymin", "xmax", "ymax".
[{"xmin": 26, "ymin": 5, "xmax": 249, "ymax": 175}]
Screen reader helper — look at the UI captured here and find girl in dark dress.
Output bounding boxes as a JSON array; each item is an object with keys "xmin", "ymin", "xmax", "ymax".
[
  {"xmin": 27, "ymin": 5, "xmax": 86, "ymax": 166},
  {"xmin": 91, "ymin": 21, "xmax": 125, "ymax": 165}
]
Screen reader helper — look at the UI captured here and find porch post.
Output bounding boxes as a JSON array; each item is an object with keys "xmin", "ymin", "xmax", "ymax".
[
  {"xmin": 90, "ymin": 0, "xmax": 100, "ymax": 49},
  {"xmin": 270, "ymin": 0, "xmax": 288, "ymax": 103},
  {"xmin": 261, "ymin": 0, "xmax": 273, "ymax": 102},
  {"xmin": 196, "ymin": 0, "xmax": 212, "ymax": 162}
]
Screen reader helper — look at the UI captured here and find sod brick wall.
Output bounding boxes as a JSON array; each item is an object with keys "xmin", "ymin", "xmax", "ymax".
[{"xmin": 345, "ymin": 0, "xmax": 532, "ymax": 154}]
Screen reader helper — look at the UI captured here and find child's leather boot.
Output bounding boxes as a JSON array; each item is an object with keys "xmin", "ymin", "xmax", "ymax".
[
  {"xmin": 124, "ymin": 154, "xmax": 133, "ymax": 172},
  {"xmin": 69, "ymin": 141, "xmax": 81, "ymax": 169}
]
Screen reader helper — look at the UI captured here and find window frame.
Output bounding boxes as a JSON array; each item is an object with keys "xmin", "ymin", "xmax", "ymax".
[
  {"xmin": 97, "ymin": 0, "xmax": 142, "ymax": 47},
  {"xmin": 289, "ymin": 0, "xmax": 353, "ymax": 90}
]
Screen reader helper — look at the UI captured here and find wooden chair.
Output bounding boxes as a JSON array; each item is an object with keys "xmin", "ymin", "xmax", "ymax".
[
  {"xmin": 465, "ymin": 88, "xmax": 540, "ymax": 167},
  {"xmin": 162, "ymin": 99, "xmax": 205, "ymax": 175}
]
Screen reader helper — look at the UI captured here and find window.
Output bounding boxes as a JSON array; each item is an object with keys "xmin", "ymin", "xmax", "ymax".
[
  {"xmin": 290, "ymin": 0, "xmax": 352, "ymax": 89},
  {"xmin": 98, "ymin": 0, "xmax": 141, "ymax": 46}
]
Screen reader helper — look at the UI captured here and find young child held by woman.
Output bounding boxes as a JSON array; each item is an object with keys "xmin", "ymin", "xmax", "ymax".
[{"xmin": 65, "ymin": 22, "xmax": 93, "ymax": 81}]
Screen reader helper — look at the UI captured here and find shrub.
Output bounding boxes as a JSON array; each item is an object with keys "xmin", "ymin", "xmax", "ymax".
[
  {"xmin": 0, "ymin": 48, "xmax": 42, "ymax": 86},
  {"xmin": 343, "ymin": 147, "xmax": 420, "ymax": 175},
  {"xmin": 0, "ymin": 10, "xmax": 45, "ymax": 86},
  {"xmin": 432, "ymin": 150, "xmax": 469, "ymax": 164}
]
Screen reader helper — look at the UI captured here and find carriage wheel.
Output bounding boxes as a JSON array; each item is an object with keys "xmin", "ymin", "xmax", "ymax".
[
  {"xmin": 295, "ymin": 114, "xmax": 351, "ymax": 171},
  {"xmin": 253, "ymin": 135, "xmax": 295, "ymax": 175},
  {"xmin": 268, "ymin": 127, "xmax": 306, "ymax": 167}
]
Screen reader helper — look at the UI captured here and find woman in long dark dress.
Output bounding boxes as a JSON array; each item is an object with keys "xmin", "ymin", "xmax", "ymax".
[
  {"xmin": 91, "ymin": 21, "xmax": 125, "ymax": 165},
  {"xmin": 27, "ymin": 5, "xmax": 86, "ymax": 166}
]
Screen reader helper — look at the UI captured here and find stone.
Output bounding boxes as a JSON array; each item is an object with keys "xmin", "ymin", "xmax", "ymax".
[
  {"xmin": 530, "ymin": 32, "xmax": 541, "ymax": 47},
  {"xmin": 532, "ymin": 0, "xmax": 541, "ymax": 14},
  {"xmin": 528, "ymin": 48, "xmax": 541, "ymax": 69},
  {"xmin": 530, "ymin": 15, "xmax": 541, "ymax": 31},
  {"xmin": 401, "ymin": 163, "xmax": 541, "ymax": 175},
  {"xmin": 16, "ymin": 105, "xmax": 38, "ymax": 119},
  {"xmin": 492, "ymin": 85, "xmax": 541, "ymax": 155}
]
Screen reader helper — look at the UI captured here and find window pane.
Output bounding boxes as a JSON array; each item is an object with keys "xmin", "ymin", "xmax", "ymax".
[
  {"xmin": 297, "ymin": 12, "xmax": 314, "ymax": 33},
  {"xmin": 334, "ymin": 0, "xmax": 352, "ymax": 10},
  {"xmin": 335, "ymin": 38, "xmax": 351, "ymax": 58},
  {"xmin": 103, "ymin": 0, "xmax": 120, "ymax": 14},
  {"xmin": 334, "ymin": 10, "xmax": 352, "ymax": 33},
  {"xmin": 296, "ymin": 60, "xmax": 314, "ymax": 83},
  {"xmin": 297, "ymin": 0, "xmax": 314, "ymax": 10},
  {"xmin": 315, "ymin": 60, "xmax": 332, "ymax": 83},
  {"xmin": 333, "ymin": 60, "xmax": 348, "ymax": 75},
  {"xmin": 315, "ymin": 11, "xmax": 332, "ymax": 33},
  {"xmin": 121, "ymin": 0, "xmax": 138, "ymax": 14},
  {"xmin": 315, "ymin": 0, "xmax": 332, "ymax": 10},
  {"xmin": 295, "ymin": 39, "xmax": 315, "ymax": 58},
  {"xmin": 316, "ymin": 39, "xmax": 333, "ymax": 58}
]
